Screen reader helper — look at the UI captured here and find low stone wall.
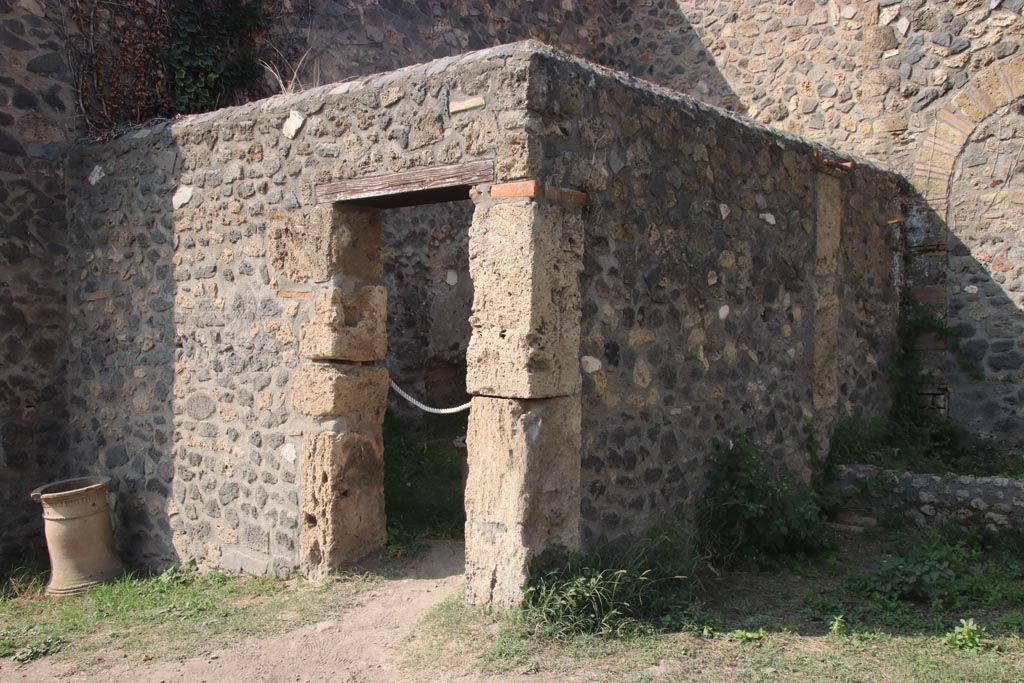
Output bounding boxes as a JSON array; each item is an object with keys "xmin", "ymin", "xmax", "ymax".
[{"xmin": 838, "ymin": 464, "xmax": 1024, "ymax": 530}]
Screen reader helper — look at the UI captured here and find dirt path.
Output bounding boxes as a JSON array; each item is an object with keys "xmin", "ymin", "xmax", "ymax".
[{"xmin": 6, "ymin": 542, "xmax": 573, "ymax": 683}]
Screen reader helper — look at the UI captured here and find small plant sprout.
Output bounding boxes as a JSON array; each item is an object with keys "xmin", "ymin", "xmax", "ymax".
[
  {"xmin": 828, "ymin": 614, "xmax": 847, "ymax": 636},
  {"xmin": 944, "ymin": 618, "xmax": 991, "ymax": 651},
  {"xmin": 727, "ymin": 627, "xmax": 767, "ymax": 645}
]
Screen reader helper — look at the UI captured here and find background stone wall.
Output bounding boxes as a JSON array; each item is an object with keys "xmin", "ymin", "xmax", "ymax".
[
  {"xmin": 272, "ymin": 0, "xmax": 621, "ymax": 87},
  {"xmin": 944, "ymin": 104, "xmax": 1024, "ymax": 438},
  {"xmin": 64, "ymin": 46, "xmax": 530, "ymax": 574},
  {"xmin": 524, "ymin": 49, "xmax": 907, "ymax": 545},
  {"xmin": 0, "ymin": 0, "xmax": 76, "ymax": 561},
  {"xmin": 627, "ymin": 0, "xmax": 1024, "ymax": 443}
]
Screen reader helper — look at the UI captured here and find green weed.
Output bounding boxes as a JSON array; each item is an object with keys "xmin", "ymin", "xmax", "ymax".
[
  {"xmin": 697, "ymin": 435, "xmax": 833, "ymax": 568},
  {"xmin": 851, "ymin": 524, "xmax": 1024, "ymax": 611},
  {"xmin": 726, "ymin": 627, "xmax": 766, "ymax": 644},
  {"xmin": 0, "ymin": 628, "xmax": 64, "ymax": 663},
  {"xmin": 829, "ymin": 309, "xmax": 1023, "ymax": 479}
]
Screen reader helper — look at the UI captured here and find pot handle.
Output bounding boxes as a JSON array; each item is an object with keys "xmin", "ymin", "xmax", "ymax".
[{"xmin": 30, "ymin": 486, "xmax": 44, "ymax": 503}]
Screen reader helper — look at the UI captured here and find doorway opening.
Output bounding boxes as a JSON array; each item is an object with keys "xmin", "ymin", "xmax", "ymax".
[{"xmin": 379, "ymin": 198, "xmax": 474, "ymax": 558}]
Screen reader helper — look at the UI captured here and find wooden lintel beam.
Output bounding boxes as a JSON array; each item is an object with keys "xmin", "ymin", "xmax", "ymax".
[{"xmin": 316, "ymin": 159, "xmax": 495, "ymax": 204}]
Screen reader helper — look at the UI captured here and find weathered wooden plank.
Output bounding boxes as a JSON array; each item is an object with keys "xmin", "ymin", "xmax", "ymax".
[
  {"xmin": 316, "ymin": 159, "xmax": 495, "ymax": 204},
  {"xmin": 545, "ymin": 186, "xmax": 588, "ymax": 207}
]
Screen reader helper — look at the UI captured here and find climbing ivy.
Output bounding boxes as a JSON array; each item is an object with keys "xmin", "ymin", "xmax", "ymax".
[
  {"xmin": 66, "ymin": 0, "xmax": 268, "ymax": 133},
  {"xmin": 829, "ymin": 303, "xmax": 1020, "ymax": 477},
  {"xmin": 164, "ymin": 0, "xmax": 265, "ymax": 115}
]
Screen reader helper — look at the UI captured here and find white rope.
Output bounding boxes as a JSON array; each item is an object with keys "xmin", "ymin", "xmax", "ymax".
[{"xmin": 388, "ymin": 378, "xmax": 472, "ymax": 414}]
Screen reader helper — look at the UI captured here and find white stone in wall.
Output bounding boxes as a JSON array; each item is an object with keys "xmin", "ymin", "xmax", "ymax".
[
  {"xmin": 282, "ymin": 110, "xmax": 306, "ymax": 139},
  {"xmin": 172, "ymin": 185, "xmax": 193, "ymax": 209},
  {"xmin": 88, "ymin": 165, "xmax": 105, "ymax": 186}
]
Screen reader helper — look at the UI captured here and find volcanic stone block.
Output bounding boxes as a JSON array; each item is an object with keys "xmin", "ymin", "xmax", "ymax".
[
  {"xmin": 291, "ymin": 363, "xmax": 389, "ymax": 428},
  {"xmin": 300, "ymin": 286, "xmax": 388, "ymax": 361},
  {"xmin": 268, "ymin": 204, "xmax": 382, "ymax": 283},
  {"xmin": 464, "ymin": 394, "xmax": 581, "ymax": 607},
  {"xmin": 299, "ymin": 431, "xmax": 386, "ymax": 578},
  {"xmin": 465, "ymin": 200, "xmax": 584, "ymax": 399}
]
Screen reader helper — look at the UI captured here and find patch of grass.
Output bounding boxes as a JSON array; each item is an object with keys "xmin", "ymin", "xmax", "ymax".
[
  {"xmin": 383, "ymin": 413, "xmax": 466, "ymax": 557},
  {"xmin": 519, "ymin": 535, "xmax": 698, "ymax": 640},
  {"xmin": 1, "ymin": 550, "xmax": 49, "ymax": 601},
  {"xmin": 0, "ymin": 559, "xmax": 375, "ymax": 669},
  {"xmin": 410, "ymin": 525, "xmax": 1024, "ymax": 683},
  {"xmin": 0, "ymin": 628, "xmax": 64, "ymax": 663}
]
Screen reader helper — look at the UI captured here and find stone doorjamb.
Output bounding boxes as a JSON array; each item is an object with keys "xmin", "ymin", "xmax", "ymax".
[{"xmin": 290, "ymin": 162, "xmax": 588, "ymax": 606}]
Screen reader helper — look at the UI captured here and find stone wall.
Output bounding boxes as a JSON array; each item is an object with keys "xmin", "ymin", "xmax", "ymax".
[
  {"xmin": 65, "ymin": 45, "xmax": 534, "ymax": 575},
  {"xmin": 838, "ymin": 463, "xmax": 1024, "ymax": 530},
  {"xmin": 945, "ymin": 105, "xmax": 1024, "ymax": 438},
  {"xmin": 523, "ymin": 48, "xmax": 908, "ymax": 545},
  {"xmin": 0, "ymin": 0, "xmax": 77, "ymax": 560}
]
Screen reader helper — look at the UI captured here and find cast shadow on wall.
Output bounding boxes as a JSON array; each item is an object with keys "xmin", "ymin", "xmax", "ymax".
[
  {"xmin": 906, "ymin": 195, "xmax": 1024, "ymax": 448},
  {"xmin": 274, "ymin": 0, "xmax": 740, "ymax": 114},
  {"xmin": 66, "ymin": 134, "xmax": 183, "ymax": 572},
  {"xmin": 942, "ymin": 231, "xmax": 1024, "ymax": 446}
]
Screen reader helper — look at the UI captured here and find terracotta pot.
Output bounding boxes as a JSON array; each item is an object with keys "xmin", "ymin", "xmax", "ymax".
[{"xmin": 31, "ymin": 476, "xmax": 124, "ymax": 596}]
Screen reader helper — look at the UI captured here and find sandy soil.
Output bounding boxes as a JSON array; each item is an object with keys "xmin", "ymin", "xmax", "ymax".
[{"xmin": 4, "ymin": 542, "xmax": 573, "ymax": 683}]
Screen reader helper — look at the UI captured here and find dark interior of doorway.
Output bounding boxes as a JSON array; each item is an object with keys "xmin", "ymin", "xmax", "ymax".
[{"xmin": 379, "ymin": 199, "xmax": 473, "ymax": 557}]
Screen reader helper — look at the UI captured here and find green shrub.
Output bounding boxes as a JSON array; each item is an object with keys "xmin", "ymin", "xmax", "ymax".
[
  {"xmin": 852, "ymin": 524, "xmax": 1024, "ymax": 610},
  {"xmin": 858, "ymin": 549, "xmax": 955, "ymax": 603},
  {"xmin": 697, "ymin": 436, "xmax": 833, "ymax": 568},
  {"xmin": 520, "ymin": 535, "xmax": 696, "ymax": 640}
]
